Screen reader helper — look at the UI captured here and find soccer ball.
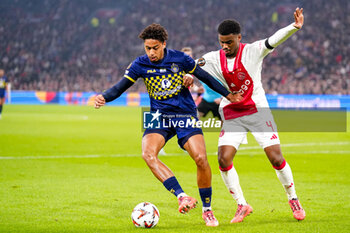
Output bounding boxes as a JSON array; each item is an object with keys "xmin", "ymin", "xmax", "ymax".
[{"xmin": 131, "ymin": 202, "xmax": 160, "ymax": 228}]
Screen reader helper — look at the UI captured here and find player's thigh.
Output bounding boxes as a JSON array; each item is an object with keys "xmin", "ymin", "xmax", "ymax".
[
  {"xmin": 218, "ymin": 118, "xmax": 248, "ymax": 150},
  {"xmin": 245, "ymin": 111, "xmax": 280, "ymax": 149},
  {"xmin": 142, "ymin": 129, "xmax": 173, "ymax": 157},
  {"xmin": 177, "ymin": 127, "xmax": 203, "ymax": 150},
  {"xmin": 183, "ymin": 133, "xmax": 208, "ymax": 162},
  {"xmin": 251, "ymin": 131, "xmax": 280, "ymax": 149}
]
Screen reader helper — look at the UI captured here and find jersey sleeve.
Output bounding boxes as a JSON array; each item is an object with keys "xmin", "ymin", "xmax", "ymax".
[
  {"xmin": 249, "ymin": 23, "xmax": 300, "ymax": 60},
  {"xmin": 182, "ymin": 54, "xmax": 197, "ymax": 74},
  {"xmin": 246, "ymin": 39, "xmax": 273, "ymax": 60},
  {"xmin": 195, "ymin": 52, "xmax": 231, "ymax": 92},
  {"xmin": 123, "ymin": 61, "xmax": 141, "ymax": 83}
]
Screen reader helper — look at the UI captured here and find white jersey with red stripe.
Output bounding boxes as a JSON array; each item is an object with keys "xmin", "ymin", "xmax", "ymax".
[
  {"xmin": 200, "ymin": 39, "xmax": 272, "ymax": 115},
  {"xmin": 199, "ymin": 23, "xmax": 299, "ymax": 120},
  {"xmin": 198, "ymin": 23, "xmax": 299, "ymax": 149}
]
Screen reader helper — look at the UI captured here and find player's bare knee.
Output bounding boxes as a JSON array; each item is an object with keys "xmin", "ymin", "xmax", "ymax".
[
  {"xmin": 194, "ymin": 153, "xmax": 209, "ymax": 169},
  {"xmin": 142, "ymin": 151, "xmax": 157, "ymax": 164},
  {"xmin": 270, "ymin": 156, "xmax": 284, "ymax": 167},
  {"xmin": 218, "ymin": 146, "xmax": 235, "ymax": 168},
  {"xmin": 217, "ymin": 155, "xmax": 231, "ymax": 168}
]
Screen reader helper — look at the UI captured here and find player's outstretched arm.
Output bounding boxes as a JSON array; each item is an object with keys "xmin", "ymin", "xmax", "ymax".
[
  {"xmin": 94, "ymin": 77, "xmax": 134, "ymax": 109},
  {"xmin": 265, "ymin": 7, "xmax": 304, "ymax": 49}
]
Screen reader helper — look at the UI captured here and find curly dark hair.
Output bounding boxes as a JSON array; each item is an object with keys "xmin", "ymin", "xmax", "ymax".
[
  {"xmin": 218, "ymin": 19, "xmax": 241, "ymax": 35},
  {"xmin": 139, "ymin": 23, "xmax": 168, "ymax": 42}
]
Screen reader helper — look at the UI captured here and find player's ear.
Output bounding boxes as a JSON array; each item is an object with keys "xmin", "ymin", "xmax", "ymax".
[
  {"xmin": 238, "ymin": 34, "xmax": 242, "ymax": 42},
  {"xmin": 162, "ymin": 41, "xmax": 166, "ymax": 49}
]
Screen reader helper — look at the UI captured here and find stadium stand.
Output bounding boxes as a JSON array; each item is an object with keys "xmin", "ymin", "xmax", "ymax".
[{"xmin": 0, "ymin": 0, "xmax": 349, "ymax": 94}]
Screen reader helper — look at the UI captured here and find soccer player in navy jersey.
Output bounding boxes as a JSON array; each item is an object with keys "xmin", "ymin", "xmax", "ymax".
[
  {"xmin": 0, "ymin": 69, "xmax": 8, "ymax": 119},
  {"xmin": 94, "ymin": 23, "xmax": 237, "ymax": 227}
]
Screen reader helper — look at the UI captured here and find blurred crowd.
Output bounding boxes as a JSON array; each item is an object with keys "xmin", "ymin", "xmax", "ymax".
[{"xmin": 0, "ymin": 0, "xmax": 349, "ymax": 94}]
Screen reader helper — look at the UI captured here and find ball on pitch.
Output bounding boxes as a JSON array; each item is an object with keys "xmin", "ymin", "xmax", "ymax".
[{"xmin": 131, "ymin": 202, "xmax": 160, "ymax": 228}]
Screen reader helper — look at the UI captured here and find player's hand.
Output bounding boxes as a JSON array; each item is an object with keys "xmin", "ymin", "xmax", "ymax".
[
  {"xmin": 183, "ymin": 74, "xmax": 194, "ymax": 88},
  {"xmin": 94, "ymin": 94, "xmax": 106, "ymax": 109},
  {"xmin": 293, "ymin": 7, "xmax": 304, "ymax": 29},
  {"xmin": 226, "ymin": 92, "xmax": 243, "ymax": 103}
]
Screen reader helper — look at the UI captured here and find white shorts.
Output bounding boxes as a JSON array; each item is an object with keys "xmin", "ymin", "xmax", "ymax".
[{"xmin": 218, "ymin": 109, "xmax": 280, "ymax": 149}]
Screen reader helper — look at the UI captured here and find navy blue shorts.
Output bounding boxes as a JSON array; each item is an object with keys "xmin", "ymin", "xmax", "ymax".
[
  {"xmin": 143, "ymin": 126, "xmax": 203, "ymax": 150},
  {"xmin": 0, "ymin": 89, "xmax": 5, "ymax": 98}
]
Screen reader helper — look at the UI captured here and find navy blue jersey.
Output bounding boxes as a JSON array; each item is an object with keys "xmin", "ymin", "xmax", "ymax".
[{"xmin": 125, "ymin": 49, "xmax": 197, "ymax": 116}]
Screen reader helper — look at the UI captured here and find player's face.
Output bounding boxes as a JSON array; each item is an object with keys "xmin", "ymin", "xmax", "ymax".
[
  {"xmin": 218, "ymin": 34, "xmax": 242, "ymax": 58},
  {"xmin": 144, "ymin": 39, "xmax": 166, "ymax": 62}
]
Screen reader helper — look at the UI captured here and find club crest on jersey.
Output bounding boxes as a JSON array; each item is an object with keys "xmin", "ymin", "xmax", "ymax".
[
  {"xmin": 237, "ymin": 72, "xmax": 246, "ymax": 80},
  {"xmin": 171, "ymin": 63, "xmax": 179, "ymax": 73},
  {"xmin": 197, "ymin": 57, "xmax": 206, "ymax": 66},
  {"xmin": 161, "ymin": 78, "xmax": 171, "ymax": 89}
]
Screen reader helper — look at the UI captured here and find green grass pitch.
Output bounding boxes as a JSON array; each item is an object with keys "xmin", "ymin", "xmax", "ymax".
[{"xmin": 0, "ymin": 105, "xmax": 349, "ymax": 233}]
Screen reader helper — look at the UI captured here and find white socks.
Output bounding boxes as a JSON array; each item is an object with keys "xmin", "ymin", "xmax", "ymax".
[
  {"xmin": 274, "ymin": 161, "xmax": 297, "ymax": 200},
  {"xmin": 219, "ymin": 164, "xmax": 248, "ymax": 205},
  {"xmin": 220, "ymin": 160, "xmax": 298, "ymax": 204},
  {"xmin": 177, "ymin": 192, "xmax": 188, "ymax": 199}
]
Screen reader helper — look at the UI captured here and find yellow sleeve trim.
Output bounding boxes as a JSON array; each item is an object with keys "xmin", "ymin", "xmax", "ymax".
[
  {"xmin": 188, "ymin": 64, "xmax": 197, "ymax": 74},
  {"xmin": 124, "ymin": 75, "xmax": 136, "ymax": 83}
]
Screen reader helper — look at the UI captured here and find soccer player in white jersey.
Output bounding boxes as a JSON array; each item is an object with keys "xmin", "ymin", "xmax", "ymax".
[{"xmin": 198, "ymin": 8, "xmax": 305, "ymax": 222}]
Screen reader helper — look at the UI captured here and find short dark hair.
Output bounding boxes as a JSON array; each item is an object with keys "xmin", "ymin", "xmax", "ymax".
[
  {"xmin": 218, "ymin": 19, "xmax": 241, "ymax": 35},
  {"xmin": 139, "ymin": 23, "xmax": 168, "ymax": 42}
]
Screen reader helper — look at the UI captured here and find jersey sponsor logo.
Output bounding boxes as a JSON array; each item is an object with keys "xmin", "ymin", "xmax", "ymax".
[
  {"xmin": 238, "ymin": 79, "xmax": 251, "ymax": 95},
  {"xmin": 171, "ymin": 63, "xmax": 179, "ymax": 73},
  {"xmin": 144, "ymin": 71, "xmax": 184, "ymax": 100},
  {"xmin": 161, "ymin": 79, "xmax": 171, "ymax": 89},
  {"xmin": 147, "ymin": 69, "xmax": 156, "ymax": 73},
  {"xmin": 197, "ymin": 57, "xmax": 206, "ymax": 66},
  {"xmin": 160, "ymin": 68, "xmax": 166, "ymax": 73}
]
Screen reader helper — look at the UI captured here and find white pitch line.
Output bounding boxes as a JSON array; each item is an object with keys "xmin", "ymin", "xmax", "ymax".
[
  {"xmin": 207, "ymin": 150, "xmax": 350, "ymax": 156},
  {"xmin": 1, "ymin": 141, "xmax": 349, "ymax": 160},
  {"xmin": 239, "ymin": 141, "xmax": 350, "ymax": 150}
]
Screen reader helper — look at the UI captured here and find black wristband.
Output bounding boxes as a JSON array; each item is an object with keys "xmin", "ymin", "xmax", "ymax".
[{"xmin": 265, "ymin": 39, "xmax": 274, "ymax": 50}]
